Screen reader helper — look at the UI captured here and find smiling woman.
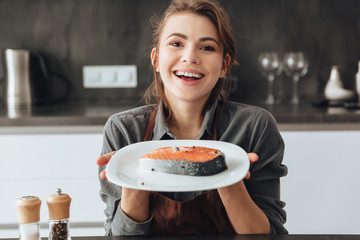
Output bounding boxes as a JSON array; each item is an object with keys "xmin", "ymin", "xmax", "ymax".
[
  {"xmin": 145, "ymin": 0, "xmax": 236, "ymax": 120},
  {"xmin": 153, "ymin": 12, "xmax": 227, "ymax": 109},
  {"xmin": 96, "ymin": 0, "xmax": 287, "ymax": 236}
]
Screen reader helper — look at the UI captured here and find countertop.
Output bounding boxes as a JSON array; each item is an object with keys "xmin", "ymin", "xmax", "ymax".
[
  {"xmin": 2, "ymin": 235, "xmax": 360, "ymax": 240},
  {"xmin": 1, "ymin": 100, "xmax": 360, "ymax": 132}
]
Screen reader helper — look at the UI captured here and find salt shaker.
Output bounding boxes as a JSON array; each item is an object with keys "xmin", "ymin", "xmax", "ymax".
[
  {"xmin": 47, "ymin": 188, "xmax": 72, "ymax": 240},
  {"xmin": 15, "ymin": 196, "xmax": 42, "ymax": 240}
]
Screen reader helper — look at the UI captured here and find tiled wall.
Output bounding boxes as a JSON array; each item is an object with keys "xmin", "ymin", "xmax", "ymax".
[{"xmin": 0, "ymin": 0, "xmax": 359, "ymax": 104}]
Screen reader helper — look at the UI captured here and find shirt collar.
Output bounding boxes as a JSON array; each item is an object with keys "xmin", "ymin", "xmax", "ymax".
[
  {"xmin": 152, "ymin": 102, "xmax": 172, "ymax": 140},
  {"xmin": 198, "ymin": 98, "xmax": 219, "ymax": 139},
  {"xmin": 151, "ymin": 99, "xmax": 219, "ymax": 140}
]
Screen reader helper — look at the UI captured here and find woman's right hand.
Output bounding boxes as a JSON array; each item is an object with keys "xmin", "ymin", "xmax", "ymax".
[
  {"xmin": 96, "ymin": 151, "xmax": 117, "ymax": 180},
  {"xmin": 97, "ymin": 151, "xmax": 151, "ymax": 222},
  {"xmin": 121, "ymin": 187, "xmax": 151, "ymax": 222}
]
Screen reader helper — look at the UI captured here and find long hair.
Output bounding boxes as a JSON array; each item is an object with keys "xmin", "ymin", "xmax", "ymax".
[{"xmin": 143, "ymin": 0, "xmax": 237, "ymax": 119}]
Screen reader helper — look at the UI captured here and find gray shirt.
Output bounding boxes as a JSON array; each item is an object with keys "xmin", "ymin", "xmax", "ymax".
[{"xmin": 99, "ymin": 100, "xmax": 288, "ymax": 235}]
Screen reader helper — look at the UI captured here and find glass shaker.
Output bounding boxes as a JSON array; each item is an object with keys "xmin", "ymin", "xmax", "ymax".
[
  {"xmin": 15, "ymin": 196, "xmax": 42, "ymax": 240},
  {"xmin": 46, "ymin": 188, "xmax": 72, "ymax": 240}
]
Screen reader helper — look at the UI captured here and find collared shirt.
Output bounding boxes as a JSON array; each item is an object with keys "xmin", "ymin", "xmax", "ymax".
[{"xmin": 99, "ymin": 100, "xmax": 288, "ymax": 236}]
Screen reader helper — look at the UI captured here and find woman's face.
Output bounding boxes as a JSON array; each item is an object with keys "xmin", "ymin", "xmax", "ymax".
[{"xmin": 152, "ymin": 12, "xmax": 228, "ymax": 106}]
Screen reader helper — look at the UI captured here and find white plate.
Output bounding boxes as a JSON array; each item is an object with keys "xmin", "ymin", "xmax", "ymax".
[{"xmin": 106, "ymin": 140, "xmax": 249, "ymax": 192}]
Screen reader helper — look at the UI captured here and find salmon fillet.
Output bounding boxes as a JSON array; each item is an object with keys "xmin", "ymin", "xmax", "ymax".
[{"xmin": 139, "ymin": 146, "xmax": 227, "ymax": 176}]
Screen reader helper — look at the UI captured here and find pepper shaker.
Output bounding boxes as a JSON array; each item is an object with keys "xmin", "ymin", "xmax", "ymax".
[
  {"xmin": 15, "ymin": 196, "xmax": 42, "ymax": 240},
  {"xmin": 47, "ymin": 188, "xmax": 71, "ymax": 240}
]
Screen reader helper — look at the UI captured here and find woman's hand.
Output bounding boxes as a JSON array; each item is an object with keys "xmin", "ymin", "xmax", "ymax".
[
  {"xmin": 121, "ymin": 187, "xmax": 151, "ymax": 222},
  {"xmin": 244, "ymin": 152, "xmax": 259, "ymax": 180},
  {"xmin": 96, "ymin": 151, "xmax": 117, "ymax": 180},
  {"xmin": 217, "ymin": 152, "xmax": 270, "ymax": 234},
  {"xmin": 97, "ymin": 151, "xmax": 151, "ymax": 222}
]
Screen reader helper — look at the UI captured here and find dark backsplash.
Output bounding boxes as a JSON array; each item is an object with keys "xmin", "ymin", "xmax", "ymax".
[{"xmin": 0, "ymin": 0, "xmax": 359, "ymax": 105}]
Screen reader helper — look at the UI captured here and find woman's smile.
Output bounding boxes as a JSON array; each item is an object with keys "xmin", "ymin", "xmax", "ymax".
[{"xmin": 173, "ymin": 69, "xmax": 205, "ymax": 86}]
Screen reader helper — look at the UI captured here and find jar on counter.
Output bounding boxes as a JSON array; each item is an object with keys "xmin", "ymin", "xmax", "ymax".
[
  {"xmin": 47, "ymin": 188, "xmax": 72, "ymax": 240},
  {"xmin": 15, "ymin": 196, "xmax": 42, "ymax": 240},
  {"xmin": 356, "ymin": 61, "xmax": 360, "ymax": 102}
]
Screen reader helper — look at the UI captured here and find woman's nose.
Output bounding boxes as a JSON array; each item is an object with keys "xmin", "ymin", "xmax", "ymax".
[{"xmin": 181, "ymin": 46, "xmax": 200, "ymax": 64}]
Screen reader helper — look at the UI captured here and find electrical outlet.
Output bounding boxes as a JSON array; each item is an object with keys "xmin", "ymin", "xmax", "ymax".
[{"xmin": 83, "ymin": 65, "xmax": 137, "ymax": 88}]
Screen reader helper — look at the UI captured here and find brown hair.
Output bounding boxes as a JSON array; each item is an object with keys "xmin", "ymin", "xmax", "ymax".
[{"xmin": 143, "ymin": 0, "xmax": 237, "ymax": 118}]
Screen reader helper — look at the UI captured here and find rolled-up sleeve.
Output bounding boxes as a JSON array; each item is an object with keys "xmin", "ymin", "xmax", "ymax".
[
  {"xmin": 218, "ymin": 102, "xmax": 288, "ymax": 234},
  {"xmin": 99, "ymin": 179, "xmax": 153, "ymax": 235},
  {"xmin": 245, "ymin": 109, "xmax": 288, "ymax": 234},
  {"xmin": 98, "ymin": 110, "xmax": 154, "ymax": 236}
]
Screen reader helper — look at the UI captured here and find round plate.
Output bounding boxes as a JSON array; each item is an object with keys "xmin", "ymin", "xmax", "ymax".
[{"xmin": 106, "ymin": 140, "xmax": 249, "ymax": 192}]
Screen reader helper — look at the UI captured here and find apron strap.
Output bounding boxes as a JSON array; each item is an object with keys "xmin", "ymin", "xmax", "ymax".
[
  {"xmin": 212, "ymin": 102, "xmax": 222, "ymax": 140},
  {"xmin": 143, "ymin": 106, "xmax": 159, "ymax": 141}
]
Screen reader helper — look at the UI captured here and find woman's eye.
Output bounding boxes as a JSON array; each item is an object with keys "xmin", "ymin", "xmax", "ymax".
[
  {"xmin": 170, "ymin": 41, "xmax": 181, "ymax": 47},
  {"xmin": 201, "ymin": 45, "xmax": 215, "ymax": 51}
]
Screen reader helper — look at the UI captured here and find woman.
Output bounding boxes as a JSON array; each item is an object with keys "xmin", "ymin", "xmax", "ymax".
[{"xmin": 97, "ymin": 0, "xmax": 287, "ymax": 236}]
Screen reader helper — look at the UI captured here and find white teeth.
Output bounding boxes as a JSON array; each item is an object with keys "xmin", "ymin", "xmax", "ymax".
[{"xmin": 175, "ymin": 71, "xmax": 202, "ymax": 79}]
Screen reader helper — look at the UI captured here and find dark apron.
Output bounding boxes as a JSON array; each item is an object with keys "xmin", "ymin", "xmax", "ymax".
[{"xmin": 144, "ymin": 106, "xmax": 235, "ymax": 235}]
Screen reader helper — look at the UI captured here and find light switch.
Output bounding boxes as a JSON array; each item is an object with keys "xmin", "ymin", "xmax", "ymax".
[{"xmin": 83, "ymin": 65, "xmax": 137, "ymax": 88}]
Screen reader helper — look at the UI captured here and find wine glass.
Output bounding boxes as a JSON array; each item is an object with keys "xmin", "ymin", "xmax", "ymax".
[
  {"xmin": 283, "ymin": 52, "xmax": 309, "ymax": 104},
  {"xmin": 258, "ymin": 52, "xmax": 282, "ymax": 105}
]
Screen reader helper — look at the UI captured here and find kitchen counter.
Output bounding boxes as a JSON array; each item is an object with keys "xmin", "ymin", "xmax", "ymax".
[
  {"xmin": 0, "ymin": 101, "xmax": 135, "ymax": 134},
  {"xmin": 2, "ymin": 235, "xmax": 360, "ymax": 240},
  {"xmin": 0, "ymin": 101, "xmax": 135, "ymax": 126},
  {"xmin": 1, "ymin": 100, "xmax": 360, "ymax": 132}
]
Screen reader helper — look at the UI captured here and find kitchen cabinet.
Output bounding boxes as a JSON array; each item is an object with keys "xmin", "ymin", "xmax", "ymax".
[
  {"xmin": 280, "ymin": 130, "xmax": 360, "ymax": 234},
  {"xmin": 0, "ymin": 131, "xmax": 105, "ymax": 237},
  {"xmin": 1, "ymin": 127, "xmax": 359, "ymax": 236}
]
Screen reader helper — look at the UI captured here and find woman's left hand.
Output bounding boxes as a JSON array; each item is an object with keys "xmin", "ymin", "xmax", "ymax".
[
  {"xmin": 217, "ymin": 152, "xmax": 270, "ymax": 234},
  {"xmin": 244, "ymin": 153, "xmax": 258, "ymax": 180}
]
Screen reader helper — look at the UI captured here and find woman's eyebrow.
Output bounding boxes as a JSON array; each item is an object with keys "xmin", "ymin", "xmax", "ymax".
[
  {"xmin": 167, "ymin": 32, "xmax": 187, "ymax": 40},
  {"xmin": 167, "ymin": 33, "xmax": 220, "ymax": 47},
  {"xmin": 199, "ymin": 37, "xmax": 220, "ymax": 47}
]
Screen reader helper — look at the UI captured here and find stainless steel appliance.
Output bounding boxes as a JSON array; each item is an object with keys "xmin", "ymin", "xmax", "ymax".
[
  {"xmin": 1, "ymin": 48, "xmax": 70, "ymax": 109},
  {"xmin": 3, "ymin": 49, "xmax": 33, "ymax": 109}
]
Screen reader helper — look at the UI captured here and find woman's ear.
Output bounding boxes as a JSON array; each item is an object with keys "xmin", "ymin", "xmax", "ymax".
[
  {"xmin": 151, "ymin": 47, "xmax": 159, "ymax": 72},
  {"xmin": 219, "ymin": 54, "xmax": 231, "ymax": 78}
]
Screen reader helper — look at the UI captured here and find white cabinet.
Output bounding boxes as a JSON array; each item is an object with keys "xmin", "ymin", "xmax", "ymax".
[
  {"xmin": 280, "ymin": 130, "xmax": 360, "ymax": 234},
  {"xmin": 0, "ymin": 131, "xmax": 105, "ymax": 237},
  {"xmin": 1, "ymin": 127, "xmax": 359, "ymax": 236}
]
